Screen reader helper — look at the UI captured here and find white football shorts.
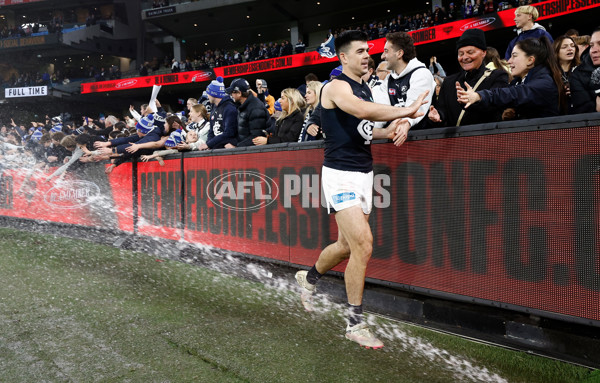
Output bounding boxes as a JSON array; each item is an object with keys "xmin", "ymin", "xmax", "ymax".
[{"xmin": 321, "ymin": 166, "xmax": 373, "ymax": 215}]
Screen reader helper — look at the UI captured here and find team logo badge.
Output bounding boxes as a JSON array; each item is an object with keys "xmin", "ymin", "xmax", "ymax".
[{"xmin": 388, "ymin": 88, "xmax": 396, "ymax": 95}]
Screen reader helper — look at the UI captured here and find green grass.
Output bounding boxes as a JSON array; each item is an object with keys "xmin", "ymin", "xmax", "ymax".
[{"xmin": 0, "ymin": 227, "xmax": 595, "ymax": 383}]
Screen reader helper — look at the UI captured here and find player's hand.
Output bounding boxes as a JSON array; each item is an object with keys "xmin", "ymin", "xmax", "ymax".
[
  {"xmin": 407, "ymin": 90, "xmax": 429, "ymax": 119},
  {"xmin": 391, "ymin": 119, "xmax": 410, "ymax": 147}
]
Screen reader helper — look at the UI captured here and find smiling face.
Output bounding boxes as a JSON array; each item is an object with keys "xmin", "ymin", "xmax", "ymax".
[
  {"xmin": 457, "ymin": 45, "xmax": 486, "ymax": 72},
  {"xmin": 340, "ymin": 40, "xmax": 370, "ymax": 78},
  {"xmin": 513, "ymin": 11, "xmax": 532, "ymax": 30},
  {"xmin": 186, "ymin": 130, "xmax": 198, "ymax": 143},
  {"xmin": 381, "ymin": 41, "xmax": 402, "ymax": 72},
  {"xmin": 557, "ymin": 37, "xmax": 576, "ymax": 64},
  {"xmin": 508, "ymin": 45, "xmax": 535, "ymax": 78},
  {"xmin": 189, "ymin": 108, "xmax": 200, "ymax": 121}
]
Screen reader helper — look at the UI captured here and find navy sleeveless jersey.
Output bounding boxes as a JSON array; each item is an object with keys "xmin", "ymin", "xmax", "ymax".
[{"xmin": 322, "ymin": 73, "xmax": 374, "ymax": 173}]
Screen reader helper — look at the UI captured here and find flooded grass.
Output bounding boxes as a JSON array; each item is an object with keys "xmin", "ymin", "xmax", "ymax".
[{"xmin": 0, "ymin": 228, "xmax": 594, "ymax": 382}]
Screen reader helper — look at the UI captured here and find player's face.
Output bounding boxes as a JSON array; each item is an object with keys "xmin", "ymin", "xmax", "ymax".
[
  {"xmin": 457, "ymin": 46, "xmax": 486, "ymax": 72},
  {"xmin": 590, "ymin": 31, "xmax": 600, "ymax": 66},
  {"xmin": 343, "ymin": 41, "xmax": 370, "ymax": 77}
]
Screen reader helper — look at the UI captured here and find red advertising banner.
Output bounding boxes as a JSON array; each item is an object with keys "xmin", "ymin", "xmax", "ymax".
[
  {"xmin": 2, "ymin": 123, "xmax": 600, "ymax": 324},
  {"xmin": 0, "ymin": 163, "xmax": 126, "ymax": 230},
  {"xmin": 0, "ymin": 0, "xmax": 45, "ymax": 6},
  {"xmin": 80, "ymin": 70, "xmax": 214, "ymax": 94},
  {"xmin": 132, "ymin": 125, "xmax": 600, "ymax": 324}
]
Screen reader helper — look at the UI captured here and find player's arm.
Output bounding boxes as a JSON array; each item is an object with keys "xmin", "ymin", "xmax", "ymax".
[{"xmin": 324, "ymin": 80, "xmax": 428, "ymax": 122}]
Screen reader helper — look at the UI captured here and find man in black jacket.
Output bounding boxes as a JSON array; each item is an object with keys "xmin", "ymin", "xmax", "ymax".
[
  {"xmin": 428, "ymin": 28, "xmax": 509, "ymax": 127},
  {"xmin": 569, "ymin": 27, "xmax": 600, "ymax": 114},
  {"xmin": 226, "ymin": 78, "xmax": 269, "ymax": 147}
]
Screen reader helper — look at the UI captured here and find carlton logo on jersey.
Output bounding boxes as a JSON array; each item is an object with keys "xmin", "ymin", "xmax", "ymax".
[{"xmin": 357, "ymin": 119, "xmax": 374, "ymax": 144}]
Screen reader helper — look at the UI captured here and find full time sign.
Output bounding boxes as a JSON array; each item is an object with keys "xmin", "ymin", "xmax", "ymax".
[{"xmin": 5, "ymin": 86, "xmax": 48, "ymax": 98}]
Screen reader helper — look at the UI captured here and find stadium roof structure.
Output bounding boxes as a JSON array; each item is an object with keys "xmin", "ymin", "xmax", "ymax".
[{"xmin": 142, "ymin": 0, "xmax": 425, "ymax": 51}]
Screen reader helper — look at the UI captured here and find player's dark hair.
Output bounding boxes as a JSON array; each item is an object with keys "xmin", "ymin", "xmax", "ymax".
[
  {"xmin": 385, "ymin": 32, "xmax": 416, "ymax": 63},
  {"xmin": 334, "ymin": 30, "xmax": 369, "ymax": 56}
]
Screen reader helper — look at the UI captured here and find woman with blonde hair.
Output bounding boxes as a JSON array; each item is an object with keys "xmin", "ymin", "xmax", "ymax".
[
  {"xmin": 298, "ymin": 80, "xmax": 323, "ymax": 141},
  {"xmin": 485, "ymin": 46, "xmax": 512, "ymax": 82},
  {"xmin": 253, "ymin": 88, "xmax": 305, "ymax": 145},
  {"xmin": 187, "ymin": 103, "xmax": 211, "ymax": 143}
]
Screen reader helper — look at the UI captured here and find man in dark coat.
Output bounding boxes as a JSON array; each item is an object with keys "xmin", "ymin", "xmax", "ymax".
[
  {"xmin": 569, "ymin": 27, "xmax": 600, "ymax": 114},
  {"xmin": 226, "ymin": 77, "xmax": 269, "ymax": 147},
  {"xmin": 429, "ymin": 28, "xmax": 509, "ymax": 127}
]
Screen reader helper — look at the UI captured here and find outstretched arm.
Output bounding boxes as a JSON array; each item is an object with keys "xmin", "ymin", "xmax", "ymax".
[{"xmin": 323, "ymin": 80, "xmax": 428, "ymax": 122}]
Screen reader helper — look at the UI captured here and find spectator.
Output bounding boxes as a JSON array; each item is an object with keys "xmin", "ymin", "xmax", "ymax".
[
  {"xmin": 121, "ymin": 115, "xmax": 183, "ymax": 158},
  {"xmin": 196, "ymin": 77, "xmax": 238, "ymax": 150},
  {"xmin": 255, "ymin": 79, "xmax": 275, "ymax": 115},
  {"xmin": 362, "ymin": 57, "xmax": 380, "ymax": 89},
  {"xmin": 253, "ymin": 88, "xmax": 305, "ymax": 145},
  {"xmin": 485, "ymin": 46, "xmax": 512, "ymax": 81},
  {"xmin": 171, "ymin": 59, "xmax": 179, "ymax": 73},
  {"xmin": 447, "ymin": 3, "xmax": 459, "ymax": 22},
  {"xmin": 227, "ymin": 78, "xmax": 269, "ymax": 147},
  {"xmin": 184, "ymin": 104, "xmax": 210, "ymax": 144},
  {"xmin": 573, "ymin": 35, "xmax": 590, "ymax": 59},
  {"xmin": 375, "ymin": 32, "xmax": 435, "ymax": 131},
  {"xmin": 141, "ymin": 129, "xmax": 201, "ymax": 166},
  {"xmin": 429, "ymin": 56, "xmax": 446, "ymax": 77},
  {"xmin": 554, "ymin": 35, "xmax": 580, "ymax": 102},
  {"xmin": 298, "ymin": 80, "xmax": 323, "ymax": 142},
  {"xmin": 139, "ymin": 62, "xmax": 149, "ymax": 76},
  {"xmin": 504, "ymin": 5, "xmax": 554, "ymax": 60},
  {"xmin": 458, "ymin": 36, "xmax": 565, "ymax": 120},
  {"xmin": 430, "ymin": 29, "xmax": 509, "ymax": 127},
  {"xmin": 375, "ymin": 61, "xmax": 391, "ymax": 81},
  {"xmin": 569, "ymin": 28, "xmax": 600, "ymax": 113},
  {"xmin": 295, "ymin": 39, "xmax": 306, "ymax": 54}
]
